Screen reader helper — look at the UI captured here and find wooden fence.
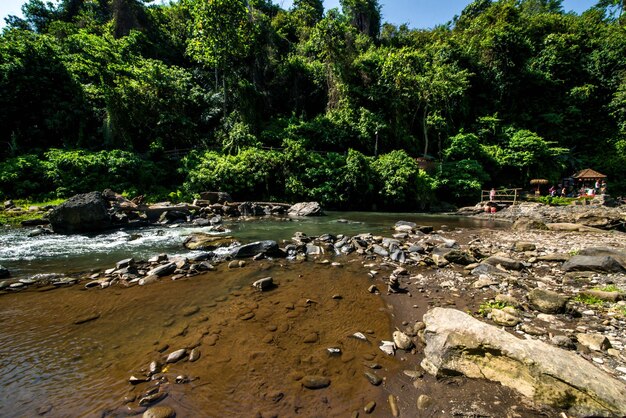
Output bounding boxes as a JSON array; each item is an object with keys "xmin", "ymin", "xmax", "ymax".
[{"xmin": 481, "ymin": 188, "xmax": 523, "ymax": 204}]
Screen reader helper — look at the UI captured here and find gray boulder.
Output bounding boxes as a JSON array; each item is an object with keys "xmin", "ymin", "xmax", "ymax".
[
  {"xmin": 421, "ymin": 308, "xmax": 626, "ymax": 416},
  {"xmin": 230, "ymin": 240, "xmax": 282, "ymax": 258},
  {"xmin": 562, "ymin": 255, "xmax": 626, "ymax": 273},
  {"xmin": 528, "ymin": 289, "xmax": 569, "ymax": 314},
  {"xmin": 578, "ymin": 247, "xmax": 626, "ymax": 267},
  {"xmin": 512, "ymin": 217, "xmax": 548, "ymax": 231},
  {"xmin": 484, "ymin": 255, "xmax": 524, "ymax": 271},
  {"xmin": 48, "ymin": 191, "xmax": 111, "ymax": 234},
  {"xmin": 288, "ymin": 202, "xmax": 324, "ymax": 217},
  {"xmin": 443, "ymin": 249, "xmax": 476, "ymax": 265}
]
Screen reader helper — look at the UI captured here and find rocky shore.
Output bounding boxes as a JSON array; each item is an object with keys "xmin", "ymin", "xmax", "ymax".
[{"xmin": 1, "ymin": 198, "xmax": 626, "ymax": 417}]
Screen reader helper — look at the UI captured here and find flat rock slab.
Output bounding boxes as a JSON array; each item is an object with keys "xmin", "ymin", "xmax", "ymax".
[
  {"xmin": 288, "ymin": 202, "xmax": 324, "ymax": 217},
  {"xmin": 421, "ymin": 308, "xmax": 626, "ymax": 416},
  {"xmin": 562, "ymin": 255, "xmax": 626, "ymax": 273}
]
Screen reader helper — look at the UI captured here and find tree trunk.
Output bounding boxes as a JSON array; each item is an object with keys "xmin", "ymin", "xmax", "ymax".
[{"xmin": 422, "ymin": 106, "xmax": 429, "ymax": 158}]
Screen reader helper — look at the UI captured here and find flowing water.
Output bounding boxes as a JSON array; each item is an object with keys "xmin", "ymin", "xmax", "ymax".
[
  {"xmin": 0, "ymin": 213, "xmax": 504, "ymax": 417},
  {"xmin": 0, "ymin": 212, "xmax": 501, "ymax": 279}
]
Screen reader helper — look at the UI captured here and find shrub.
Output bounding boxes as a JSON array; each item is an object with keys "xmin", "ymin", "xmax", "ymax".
[
  {"xmin": 371, "ymin": 150, "xmax": 435, "ymax": 209},
  {"xmin": 43, "ymin": 149, "xmax": 167, "ymax": 197},
  {"xmin": 0, "ymin": 154, "xmax": 51, "ymax": 199},
  {"xmin": 181, "ymin": 148, "xmax": 285, "ymax": 201}
]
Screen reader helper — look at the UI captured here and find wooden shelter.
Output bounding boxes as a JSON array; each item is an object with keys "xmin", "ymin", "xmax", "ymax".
[
  {"xmin": 571, "ymin": 168, "xmax": 607, "ymax": 195},
  {"xmin": 572, "ymin": 168, "xmax": 607, "ymax": 181}
]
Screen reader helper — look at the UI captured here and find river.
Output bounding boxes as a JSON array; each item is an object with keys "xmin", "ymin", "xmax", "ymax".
[{"xmin": 0, "ymin": 212, "xmax": 504, "ymax": 417}]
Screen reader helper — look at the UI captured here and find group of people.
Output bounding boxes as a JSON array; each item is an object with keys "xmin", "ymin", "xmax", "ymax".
[{"xmin": 548, "ymin": 180, "xmax": 607, "ymax": 198}]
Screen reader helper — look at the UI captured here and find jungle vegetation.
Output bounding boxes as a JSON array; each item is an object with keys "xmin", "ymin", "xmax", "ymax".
[{"xmin": 1, "ymin": 0, "xmax": 625, "ymax": 209}]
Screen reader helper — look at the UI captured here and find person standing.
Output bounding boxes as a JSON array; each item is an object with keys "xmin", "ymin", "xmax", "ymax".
[{"xmin": 489, "ymin": 188, "xmax": 496, "ymax": 201}]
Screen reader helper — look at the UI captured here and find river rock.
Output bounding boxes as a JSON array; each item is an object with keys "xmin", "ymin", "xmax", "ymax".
[
  {"xmin": 580, "ymin": 289, "xmax": 621, "ymax": 302},
  {"xmin": 514, "ymin": 241, "xmax": 536, "ymax": 252},
  {"xmin": 421, "ymin": 308, "xmax": 626, "ymax": 416},
  {"xmin": 147, "ymin": 262, "xmax": 176, "ymax": 277},
  {"xmin": 490, "ymin": 308, "xmax": 521, "ymax": 327},
  {"xmin": 528, "ymin": 289, "xmax": 568, "ymax": 314},
  {"xmin": 547, "ymin": 222, "xmax": 603, "ymax": 232},
  {"xmin": 562, "ymin": 255, "xmax": 626, "ymax": 273},
  {"xmin": 230, "ymin": 240, "xmax": 281, "ymax": 258},
  {"xmin": 393, "ymin": 331, "xmax": 413, "ymax": 350},
  {"xmin": 143, "ymin": 405, "xmax": 176, "ymax": 418},
  {"xmin": 287, "ymin": 202, "xmax": 324, "ymax": 217},
  {"xmin": 252, "ymin": 277, "xmax": 274, "ymax": 291},
  {"xmin": 578, "ymin": 247, "xmax": 626, "ymax": 266},
  {"xmin": 48, "ymin": 191, "xmax": 112, "ymax": 234},
  {"xmin": 301, "ymin": 375, "xmax": 330, "ymax": 389},
  {"xmin": 183, "ymin": 234, "xmax": 237, "ymax": 251},
  {"xmin": 0, "ymin": 265, "xmax": 9, "ymax": 279},
  {"xmin": 484, "ymin": 255, "xmax": 524, "ymax": 271},
  {"xmin": 166, "ymin": 349, "xmax": 187, "ymax": 363},
  {"xmin": 443, "ymin": 249, "xmax": 475, "ymax": 265},
  {"xmin": 576, "ymin": 333, "xmax": 612, "ymax": 352},
  {"xmin": 512, "ymin": 217, "xmax": 547, "ymax": 231},
  {"xmin": 364, "ymin": 371, "xmax": 382, "ymax": 386},
  {"xmin": 417, "ymin": 394, "xmax": 433, "ymax": 410}
]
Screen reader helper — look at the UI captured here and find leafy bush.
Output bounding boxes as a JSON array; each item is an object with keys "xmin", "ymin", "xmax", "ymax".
[
  {"xmin": 0, "ymin": 154, "xmax": 51, "ymax": 199},
  {"xmin": 43, "ymin": 149, "xmax": 167, "ymax": 197},
  {"xmin": 181, "ymin": 148, "xmax": 285, "ymax": 201},
  {"xmin": 536, "ymin": 195, "xmax": 573, "ymax": 206},
  {"xmin": 372, "ymin": 150, "xmax": 435, "ymax": 209},
  {"xmin": 435, "ymin": 159, "xmax": 490, "ymax": 205}
]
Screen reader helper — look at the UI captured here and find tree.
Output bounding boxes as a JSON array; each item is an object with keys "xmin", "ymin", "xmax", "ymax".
[
  {"xmin": 186, "ymin": 0, "xmax": 254, "ymax": 112},
  {"xmin": 380, "ymin": 45, "xmax": 470, "ymax": 157},
  {"xmin": 340, "ymin": 0, "xmax": 381, "ymax": 38}
]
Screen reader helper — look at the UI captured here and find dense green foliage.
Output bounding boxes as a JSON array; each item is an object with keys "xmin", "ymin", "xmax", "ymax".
[{"xmin": 2, "ymin": 0, "xmax": 625, "ymax": 207}]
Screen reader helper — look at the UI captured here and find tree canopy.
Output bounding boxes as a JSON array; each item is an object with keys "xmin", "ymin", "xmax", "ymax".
[{"xmin": 1, "ymin": 0, "xmax": 625, "ymax": 206}]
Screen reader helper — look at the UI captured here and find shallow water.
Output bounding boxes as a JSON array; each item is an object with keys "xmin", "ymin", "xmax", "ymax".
[
  {"xmin": 0, "ymin": 212, "xmax": 502, "ymax": 279},
  {"xmin": 0, "ymin": 259, "xmax": 395, "ymax": 417},
  {"xmin": 0, "ymin": 212, "xmax": 506, "ymax": 417}
]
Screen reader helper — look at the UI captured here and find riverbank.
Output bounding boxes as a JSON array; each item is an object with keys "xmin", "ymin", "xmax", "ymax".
[{"xmin": 1, "ymin": 215, "xmax": 626, "ymax": 417}]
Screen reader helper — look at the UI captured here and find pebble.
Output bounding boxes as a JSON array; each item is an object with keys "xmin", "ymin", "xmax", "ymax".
[
  {"xmin": 364, "ymin": 371, "xmax": 382, "ymax": 386},
  {"xmin": 417, "ymin": 394, "xmax": 433, "ymax": 410},
  {"xmin": 388, "ymin": 395, "xmax": 399, "ymax": 417},
  {"xmin": 166, "ymin": 349, "xmax": 186, "ymax": 363},
  {"xmin": 379, "ymin": 341, "xmax": 395, "ymax": 356},
  {"xmin": 301, "ymin": 375, "xmax": 330, "ymax": 389},
  {"xmin": 393, "ymin": 331, "xmax": 413, "ymax": 350},
  {"xmin": 189, "ymin": 348, "xmax": 200, "ymax": 362},
  {"xmin": 363, "ymin": 401, "xmax": 376, "ymax": 414}
]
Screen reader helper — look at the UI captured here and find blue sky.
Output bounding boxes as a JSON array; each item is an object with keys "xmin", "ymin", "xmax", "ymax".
[{"xmin": 1, "ymin": 0, "xmax": 598, "ymax": 30}]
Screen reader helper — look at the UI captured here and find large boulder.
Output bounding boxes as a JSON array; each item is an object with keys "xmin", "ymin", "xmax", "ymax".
[
  {"xmin": 528, "ymin": 289, "xmax": 569, "ymax": 314},
  {"xmin": 288, "ymin": 202, "xmax": 324, "ymax": 217},
  {"xmin": 48, "ymin": 191, "xmax": 112, "ymax": 234},
  {"xmin": 421, "ymin": 308, "xmax": 626, "ymax": 416},
  {"xmin": 562, "ymin": 255, "xmax": 626, "ymax": 273},
  {"xmin": 230, "ymin": 240, "xmax": 283, "ymax": 258},
  {"xmin": 578, "ymin": 247, "xmax": 626, "ymax": 268}
]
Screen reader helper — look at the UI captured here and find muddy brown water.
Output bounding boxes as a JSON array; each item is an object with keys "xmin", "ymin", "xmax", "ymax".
[{"xmin": 0, "ymin": 258, "xmax": 397, "ymax": 417}]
